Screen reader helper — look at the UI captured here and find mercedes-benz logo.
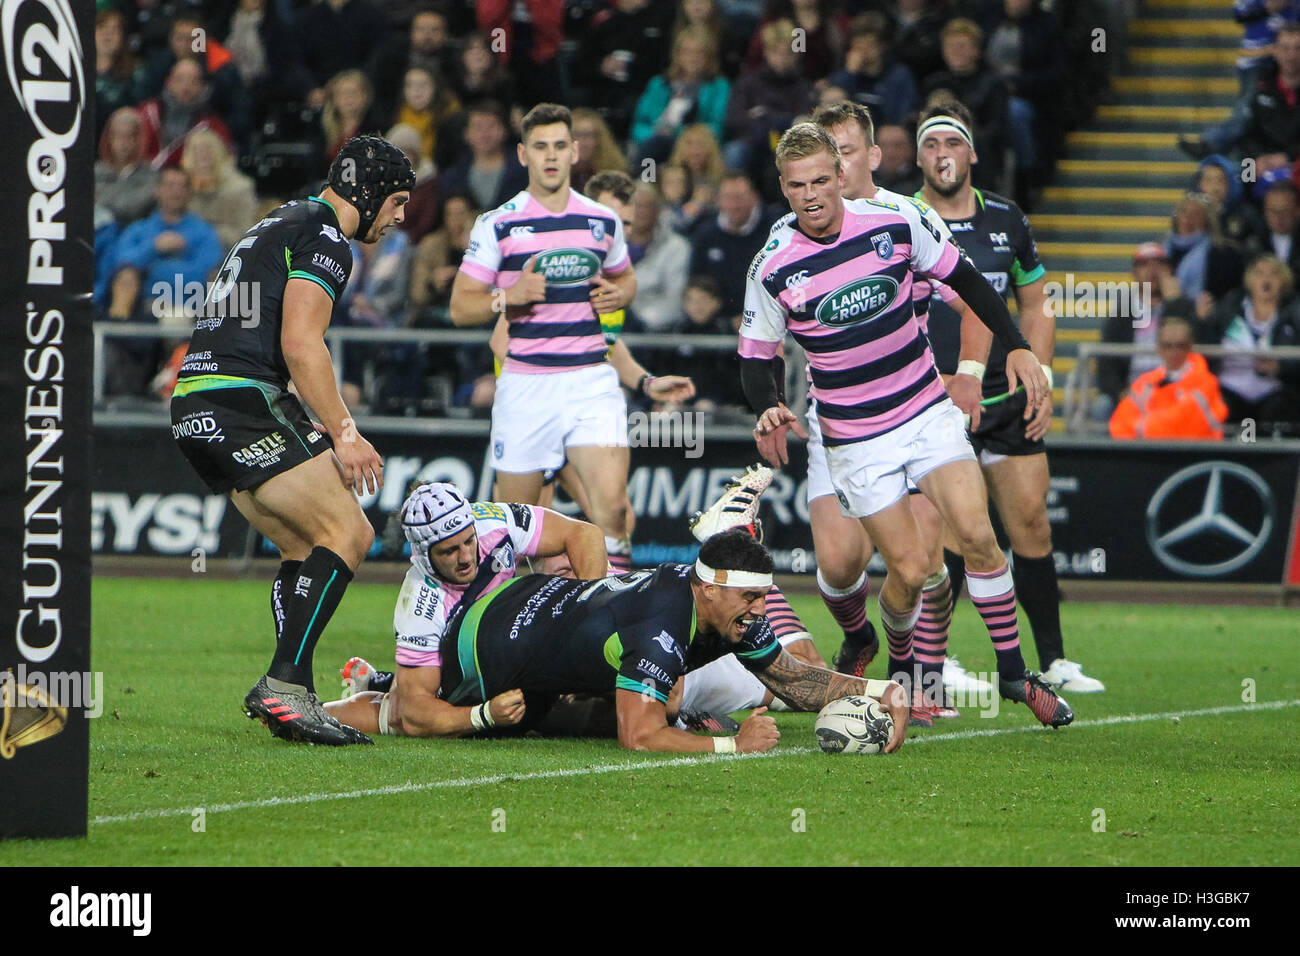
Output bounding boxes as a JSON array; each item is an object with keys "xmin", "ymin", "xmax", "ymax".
[{"xmin": 1145, "ymin": 461, "xmax": 1275, "ymax": 577}]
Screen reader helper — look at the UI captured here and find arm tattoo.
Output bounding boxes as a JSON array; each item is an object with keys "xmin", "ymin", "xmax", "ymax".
[{"xmin": 756, "ymin": 649, "xmax": 868, "ymax": 712}]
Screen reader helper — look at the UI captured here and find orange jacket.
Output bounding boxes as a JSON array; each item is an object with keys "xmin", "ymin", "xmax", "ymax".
[{"xmin": 1109, "ymin": 352, "xmax": 1228, "ymax": 440}]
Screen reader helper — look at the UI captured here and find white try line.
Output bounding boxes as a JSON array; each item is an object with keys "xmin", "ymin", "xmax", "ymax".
[{"xmin": 90, "ymin": 699, "xmax": 1300, "ymax": 826}]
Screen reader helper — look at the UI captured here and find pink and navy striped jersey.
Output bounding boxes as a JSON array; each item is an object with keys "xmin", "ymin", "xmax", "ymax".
[
  {"xmin": 740, "ymin": 194, "xmax": 962, "ymax": 444},
  {"xmin": 393, "ymin": 501, "xmax": 545, "ymax": 667},
  {"xmin": 459, "ymin": 189, "xmax": 630, "ymax": 374}
]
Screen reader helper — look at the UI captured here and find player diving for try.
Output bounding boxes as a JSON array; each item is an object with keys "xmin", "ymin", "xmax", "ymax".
[
  {"xmin": 169, "ymin": 135, "xmax": 413, "ymax": 745},
  {"xmin": 334, "ymin": 527, "xmax": 911, "ymax": 753}
]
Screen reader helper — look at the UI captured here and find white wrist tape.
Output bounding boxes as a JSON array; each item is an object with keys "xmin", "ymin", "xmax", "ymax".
[
  {"xmin": 955, "ymin": 360, "xmax": 986, "ymax": 381},
  {"xmin": 713, "ymin": 736, "xmax": 738, "ymax": 754},
  {"xmin": 863, "ymin": 679, "xmax": 896, "ymax": 698},
  {"xmin": 470, "ymin": 702, "xmax": 495, "ymax": 731},
  {"xmin": 1041, "ymin": 364, "xmax": 1054, "ymax": 389}
]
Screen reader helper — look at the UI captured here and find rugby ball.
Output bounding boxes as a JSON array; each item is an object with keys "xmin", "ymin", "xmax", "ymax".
[{"xmin": 815, "ymin": 695, "xmax": 893, "ymax": 754}]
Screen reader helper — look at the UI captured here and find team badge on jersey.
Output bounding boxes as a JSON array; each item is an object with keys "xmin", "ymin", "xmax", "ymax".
[
  {"xmin": 588, "ymin": 218, "xmax": 606, "ymax": 241},
  {"xmin": 494, "ymin": 440, "xmax": 505, "ymax": 459},
  {"xmin": 869, "ymin": 231, "xmax": 894, "ymax": 260},
  {"xmin": 319, "ymin": 224, "xmax": 343, "ymax": 243}
]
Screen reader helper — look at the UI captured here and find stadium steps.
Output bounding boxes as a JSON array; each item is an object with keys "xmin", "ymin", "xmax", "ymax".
[{"xmin": 1030, "ymin": 0, "xmax": 1239, "ymax": 425}]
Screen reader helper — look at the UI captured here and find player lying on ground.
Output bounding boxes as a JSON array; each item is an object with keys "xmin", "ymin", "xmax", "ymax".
[
  {"xmin": 169, "ymin": 135, "xmax": 413, "ymax": 745},
  {"xmin": 333, "ymin": 471, "xmax": 830, "ymax": 736},
  {"xmin": 335, "ymin": 529, "xmax": 910, "ymax": 753},
  {"xmin": 324, "ymin": 481, "xmax": 607, "ymax": 738}
]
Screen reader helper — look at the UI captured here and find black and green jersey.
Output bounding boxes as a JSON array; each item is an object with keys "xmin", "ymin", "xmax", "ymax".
[
  {"xmin": 918, "ymin": 188, "xmax": 1045, "ymax": 398},
  {"xmin": 179, "ymin": 197, "xmax": 353, "ymax": 390},
  {"xmin": 440, "ymin": 563, "xmax": 781, "ymax": 707}
]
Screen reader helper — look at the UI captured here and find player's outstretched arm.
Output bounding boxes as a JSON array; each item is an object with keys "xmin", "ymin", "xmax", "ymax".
[
  {"xmin": 282, "ymin": 278, "xmax": 383, "ymax": 495},
  {"xmin": 754, "ymin": 650, "xmax": 908, "ymax": 753},
  {"xmin": 534, "ymin": 509, "xmax": 609, "ymax": 579},
  {"xmin": 616, "ymin": 689, "xmax": 778, "ymax": 753}
]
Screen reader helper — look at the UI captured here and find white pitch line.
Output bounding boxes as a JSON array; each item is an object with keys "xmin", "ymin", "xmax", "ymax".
[{"xmin": 90, "ymin": 699, "xmax": 1299, "ymax": 826}]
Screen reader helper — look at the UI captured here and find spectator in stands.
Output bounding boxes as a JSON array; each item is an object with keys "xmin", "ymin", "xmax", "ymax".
[
  {"xmin": 97, "ymin": 7, "xmax": 143, "ymax": 143},
  {"xmin": 448, "ymin": 31, "xmax": 517, "ymax": 118},
  {"xmin": 104, "ymin": 167, "xmax": 223, "ymax": 395},
  {"xmin": 126, "ymin": 0, "xmax": 183, "ymax": 68},
  {"xmin": 394, "ymin": 66, "xmax": 461, "ymax": 166},
  {"xmin": 1093, "ymin": 242, "xmax": 1195, "ymax": 425},
  {"xmin": 921, "ymin": 18, "xmax": 1008, "ymax": 191},
  {"xmin": 573, "ymin": 0, "xmax": 674, "ymax": 138},
  {"xmin": 667, "ymin": 123, "xmax": 727, "ymax": 222},
  {"xmin": 139, "ymin": 9, "xmax": 252, "ymax": 151},
  {"xmin": 675, "ymin": 0, "xmax": 747, "ymax": 79},
  {"xmin": 673, "ymin": 274, "xmax": 746, "ymax": 410},
  {"xmin": 1167, "ymin": 193, "xmax": 1244, "ymax": 305},
  {"xmin": 1181, "ymin": 23, "xmax": 1300, "ymax": 163},
  {"xmin": 1253, "ymin": 179, "xmax": 1300, "ymax": 274},
  {"xmin": 688, "ymin": 170, "xmax": 778, "ymax": 322},
  {"xmin": 297, "ymin": 0, "xmax": 390, "ymax": 103},
  {"xmin": 572, "ymin": 108, "xmax": 630, "ymax": 195},
  {"xmin": 874, "ymin": 121, "xmax": 922, "ymax": 195},
  {"xmin": 438, "ymin": 101, "xmax": 529, "ymax": 214},
  {"xmin": 880, "ymin": 0, "xmax": 953, "ymax": 86},
  {"xmin": 97, "ymin": 108, "xmax": 159, "ymax": 227},
  {"xmin": 829, "ymin": 12, "xmax": 918, "ymax": 128},
  {"xmin": 476, "ymin": 0, "xmax": 568, "ymax": 106},
  {"xmin": 980, "ymin": 0, "xmax": 1065, "ymax": 192},
  {"xmin": 1192, "ymin": 154, "xmax": 1264, "ymax": 247},
  {"xmin": 743, "ymin": 0, "xmax": 849, "ymax": 83},
  {"xmin": 338, "ymin": 214, "xmax": 416, "ymax": 412},
  {"xmin": 656, "ymin": 162, "xmax": 706, "ymax": 234},
  {"xmin": 320, "ymin": 69, "xmax": 383, "ymax": 162},
  {"xmin": 724, "ymin": 19, "xmax": 814, "ymax": 176},
  {"xmin": 630, "ymin": 26, "xmax": 731, "ymax": 165},
  {"xmin": 412, "ymin": 193, "xmax": 479, "ymax": 317},
  {"xmin": 369, "ymin": 6, "xmax": 453, "ymax": 121},
  {"xmin": 1202, "ymin": 254, "xmax": 1300, "ymax": 431},
  {"xmin": 138, "ymin": 58, "xmax": 234, "ymax": 169},
  {"xmin": 180, "ymin": 128, "xmax": 258, "ymax": 251},
  {"xmin": 387, "ymin": 123, "xmax": 441, "ymax": 244},
  {"xmin": 224, "ymin": 0, "xmax": 313, "ymax": 112},
  {"xmin": 1109, "ymin": 315, "xmax": 1230, "ymax": 441},
  {"xmin": 625, "ymin": 184, "xmax": 691, "ymax": 332}
]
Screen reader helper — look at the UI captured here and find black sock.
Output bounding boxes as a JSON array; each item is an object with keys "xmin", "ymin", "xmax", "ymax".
[
  {"xmin": 271, "ymin": 560, "xmax": 302, "ymax": 644},
  {"xmin": 269, "ymin": 547, "xmax": 354, "ymax": 692},
  {"xmin": 944, "ymin": 549, "xmax": 967, "ymax": 603},
  {"xmin": 1011, "ymin": 552, "xmax": 1065, "ymax": 668}
]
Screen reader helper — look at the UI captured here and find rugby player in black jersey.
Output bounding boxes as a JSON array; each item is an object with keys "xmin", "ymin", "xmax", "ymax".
[
  {"xmin": 916, "ymin": 102, "xmax": 1104, "ymax": 694},
  {"xmin": 347, "ymin": 530, "xmax": 910, "ymax": 754},
  {"xmin": 170, "ymin": 135, "xmax": 415, "ymax": 745}
]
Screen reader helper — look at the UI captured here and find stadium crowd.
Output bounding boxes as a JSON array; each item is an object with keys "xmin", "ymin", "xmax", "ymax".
[
  {"xmin": 1094, "ymin": 3, "xmax": 1300, "ymax": 438},
  {"xmin": 96, "ymin": 0, "xmax": 1121, "ymax": 416}
]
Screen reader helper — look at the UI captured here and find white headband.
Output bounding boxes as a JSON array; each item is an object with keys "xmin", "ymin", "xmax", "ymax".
[
  {"xmin": 917, "ymin": 115, "xmax": 975, "ymax": 151},
  {"xmin": 694, "ymin": 559, "xmax": 773, "ymax": 590}
]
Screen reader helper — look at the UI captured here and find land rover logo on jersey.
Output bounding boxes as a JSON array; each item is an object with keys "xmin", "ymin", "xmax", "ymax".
[
  {"xmin": 870, "ymin": 231, "xmax": 894, "ymax": 259},
  {"xmin": 588, "ymin": 218, "xmax": 606, "ymax": 241},
  {"xmin": 534, "ymin": 248, "xmax": 601, "ymax": 285},
  {"xmin": 815, "ymin": 276, "xmax": 899, "ymax": 327}
]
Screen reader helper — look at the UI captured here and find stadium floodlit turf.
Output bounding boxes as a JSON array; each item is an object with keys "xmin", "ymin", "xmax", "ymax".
[{"xmin": 3, "ymin": 576, "xmax": 1296, "ymax": 866}]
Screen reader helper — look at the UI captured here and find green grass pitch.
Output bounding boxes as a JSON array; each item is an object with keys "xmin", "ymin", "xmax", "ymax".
[{"xmin": 2, "ymin": 576, "xmax": 1297, "ymax": 866}]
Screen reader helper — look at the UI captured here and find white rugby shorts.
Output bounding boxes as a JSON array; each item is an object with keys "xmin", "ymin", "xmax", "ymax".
[{"xmin": 490, "ymin": 363, "xmax": 627, "ymax": 474}]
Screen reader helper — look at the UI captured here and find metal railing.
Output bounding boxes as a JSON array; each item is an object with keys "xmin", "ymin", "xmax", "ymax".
[
  {"xmin": 1065, "ymin": 342, "xmax": 1300, "ymax": 434},
  {"xmin": 91, "ymin": 321, "xmax": 806, "ymax": 429}
]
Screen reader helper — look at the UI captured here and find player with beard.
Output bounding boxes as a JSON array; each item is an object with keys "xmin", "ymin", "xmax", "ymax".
[
  {"xmin": 742, "ymin": 123, "xmax": 1073, "ymax": 728},
  {"xmin": 170, "ymin": 135, "xmax": 412, "ymax": 745},
  {"xmin": 915, "ymin": 101, "xmax": 1104, "ymax": 694}
]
